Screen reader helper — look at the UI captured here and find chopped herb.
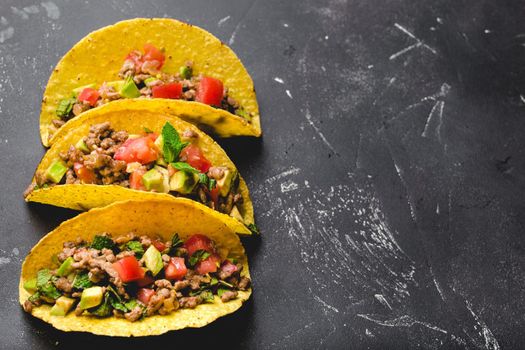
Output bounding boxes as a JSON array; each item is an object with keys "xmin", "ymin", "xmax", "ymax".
[
  {"xmin": 217, "ymin": 288, "xmax": 229, "ymax": 297},
  {"xmin": 36, "ymin": 269, "xmax": 52, "ymax": 288},
  {"xmin": 210, "ymin": 277, "xmax": 218, "ymax": 286},
  {"xmin": 172, "ymin": 162, "xmax": 216, "ymax": 190},
  {"xmin": 247, "ymin": 223, "xmax": 260, "ymax": 235},
  {"xmin": 55, "ymin": 98, "xmax": 76, "ymax": 118},
  {"xmin": 40, "ymin": 282, "xmax": 61, "ymax": 300},
  {"xmin": 90, "ymin": 235, "xmax": 115, "ymax": 250},
  {"xmin": 72, "ymin": 272, "xmax": 93, "ymax": 290},
  {"xmin": 197, "ymin": 173, "xmax": 209, "ymax": 187},
  {"xmin": 208, "ymin": 178, "xmax": 217, "ymax": 190},
  {"xmin": 189, "ymin": 249, "xmax": 211, "ymax": 267},
  {"xmin": 161, "ymin": 122, "xmax": 188, "ymax": 163},
  {"xmin": 228, "ymin": 257, "xmax": 238, "ymax": 265},
  {"xmin": 124, "ymin": 299, "xmax": 138, "ymax": 311},
  {"xmin": 143, "ymin": 127, "xmax": 154, "ymax": 134},
  {"xmin": 91, "ymin": 292, "xmax": 113, "ymax": 317},
  {"xmin": 28, "ymin": 292, "xmax": 41, "ymax": 303},
  {"xmin": 172, "ymin": 162, "xmax": 199, "ymax": 173},
  {"xmin": 124, "ymin": 241, "xmax": 144, "ymax": 259},
  {"xmin": 219, "ymin": 280, "xmax": 234, "ymax": 288},
  {"xmin": 179, "ymin": 65, "xmax": 192, "ymax": 79},
  {"xmin": 199, "ymin": 290, "xmax": 215, "ymax": 303},
  {"xmin": 171, "ymin": 233, "xmax": 183, "ymax": 249}
]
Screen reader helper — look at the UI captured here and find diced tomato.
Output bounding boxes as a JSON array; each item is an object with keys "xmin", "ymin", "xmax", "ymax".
[
  {"xmin": 209, "ymin": 186, "xmax": 219, "ymax": 208},
  {"xmin": 77, "ymin": 88, "xmax": 100, "ymax": 107},
  {"xmin": 137, "ymin": 288, "xmax": 155, "ymax": 304},
  {"xmin": 73, "ymin": 162, "xmax": 95, "ymax": 184},
  {"xmin": 196, "ymin": 76, "xmax": 224, "ymax": 106},
  {"xmin": 114, "ymin": 136, "xmax": 158, "ymax": 164},
  {"xmin": 152, "ymin": 239, "xmax": 166, "ymax": 252},
  {"xmin": 180, "ymin": 144, "xmax": 211, "ymax": 173},
  {"xmin": 195, "ymin": 254, "xmax": 221, "ymax": 275},
  {"xmin": 136, "ymin": 274, "xmax": 154, "ymax": 287},
  {"xmin": 152, "ymin": 82, "xmax": 182, "ymax": 99},
  {"xmin": 165, "ymin": 257, "xmax": 187, "ymax": 281},
  {"xmin": 143, "ymin": 43, "xmax": 165, "ymax": 69},
  {"xmin": 129, "ymin": 168, "xmax": 146, "ymax": 190},
  {"xmin": 112, "ymin": 256, "xmax": 145, "ymax": 282},
  {"xmin": 184, "ymin": 234, "xmax": 215, "ymax": 256}
]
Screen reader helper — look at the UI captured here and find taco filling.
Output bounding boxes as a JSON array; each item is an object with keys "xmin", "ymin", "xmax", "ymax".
[
  {"xmin": 52, "ymin": 44, "xmax": 251, "ymax": 129},
  {"xmin": 26, "ymin": 121, "xmax": 245, "ymax": 219},
  {"xmin": 22, "ymin": 232, "xmax": 251, "ymax": 321}
]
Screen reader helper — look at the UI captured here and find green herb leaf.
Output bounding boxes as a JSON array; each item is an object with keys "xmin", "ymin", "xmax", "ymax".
[
  {"xmin": 162, "ymin": 122, "xmax": 188, "ymax": 163},
  {"xmin": 55, "ymin": 98, "xmax": 76, "ymax": 118},
  {"xmin": 40, "ymin": 282, "xmax": 61, "ymax": 300},
  {"xmin": 217, "ymin": 288, "xmax": 229, "ymax": 297},
  {"xmin": 91, "ymin": 292, "xmax": 113, "ymax": 317},
  {"xmin": 171, "ymin": 233, "xmax": 183, "ymax": 249},
  {"xmin": 208, "ymin": 178, "xmax": 217, "ymax": 190},
  {"xmin": 72, "ymin": 272, "xmax": 93, "ymax": 290},
  {"xmin": 171, "ymin": 162, "xmax": 199, "ymax": 173},
  {"xmin": 124, "ymin": 299, "xmax": 138, "ymax": 311},
  {"xmin": 199, "ymin": 290, "xmax": 215, "ymax": 303},
  {"xmin": 124, "ymin": 241, "xmax": 144, "ymax": 259},
  {"xmin": 210, "ymin": 277, "xmax": 218, "ymax": 286},
  {"xmin": 189, "ymin": 250, "xmax": 211, "ymax": 267},
  {"xmin": 28, "ymin": 292, "xmax": 41, "ymax": 303},
  {"xmin": 197, "ymin": 173, "xmax": 209, "ymax": 187},
  {"xmin": 247, "ymin": 223, "xmax": 260, "ymax": 235},
  {"xmin": 143, "ymin": 127, "xmax": 154, "ymax": 134},
  {"xmin": 90, "ymin": 235, "xmax": 115, "ymax": 250},
  {"xmin": 36, "ymin": 269, "xmax": 52, "ymax": 288}
]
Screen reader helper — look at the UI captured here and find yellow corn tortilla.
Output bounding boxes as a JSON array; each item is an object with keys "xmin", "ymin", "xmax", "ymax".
[
  {"xmin": 19, "ymin": 199, "xmax": 251, "ymax": 336},
  {"xmin": 41, "ymin": 18, "xmax": 261, "ymax": 147},
  {"xmin": 26, "ymin": 103, "xmax": 254, "ymax": 234}
]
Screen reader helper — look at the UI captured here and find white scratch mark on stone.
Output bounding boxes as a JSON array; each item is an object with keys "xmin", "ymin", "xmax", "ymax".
[
  {"xmin": 305, "ymin": 109, "xmax": 337, "ymax": 154},
  {"xmin": 41, "ymin": 1, "xmax": 60, "ymax": 20},
  {"xmin": 0, "ymin": 257, "xmax": 11, "ymax": 266},
  {"xmin": 314, "ymin": 295, "xmax": 339, "ymax": 313},
  {"xmin": 320, "ymin": 65, "xmax": 326, "ymax": 72},
  {"xmin": 374, "ymin": 294, "xmax": 393, "ymax": 310},
  {"xmin": 265, "ymin": 167, "xmax": 300, "ymax": 185},
  {"xmin": 283, "ymin": 23, "xmax": 289, "ymax": 28},
  {"xmin": 12, "ymin": 248, "xmax": 19, "ymax": 256},
  {"xmin": 465, "ymin": 300, "xmax": 500, "ymax": 350},
  {"xmin": 436, "ymin": 17, "xmax": 443, "ymax": 24},
  {"xmin": 394, "ymin": 23, "xmax": 437, "ymax": 56},
  {"xmin": 389, "ymin": 42, "xmax": 421, "ymax": 60},
  {"xmin": 358, "ymin": 314, "xmax": 448, "ymax": 334},
  {"xmin": 367, "ymin": 64, "xmax": 374, "ymax": 69},
  {"xmin": 0, "ymin": 27, "xmax": 14, "ymax": 43},
  {"xmin": 0, "ymin": 17, "xmax": 8, "ymax": 26},
  {"xmin": 23, "ymin": 5, "xmax": 40, "ymax": 14},
  {"xmin": 281, "ymin": 180, "xmax": 299, "ymax": 193},
  {"xmin": 436, "ymin": 203, "xmax": 440, "ymax": 214},
  {"xmin": 274, "ymin": 77, "xmax": 284, "ymax": 84},
  {"xmin": 217, "ymin": 15, "xmax": 230, "ymax": 26},
  {"xmin": 11, "ymin": 7, "xmax": 29, "ymax": 20},
  {"xmin": 285, "ymin": 89, "xmax": 293, "ymax": 99},
  {"xmin": 422, "ymin": 100, "xmax": 444, "ymax": 138},
  {"xmin": 520, "ymin": 95, "xmax": 525, "ymax": 104},
  {"xmin": 393, "ymin": 162, "xmax": 417, "ymax": 222}
]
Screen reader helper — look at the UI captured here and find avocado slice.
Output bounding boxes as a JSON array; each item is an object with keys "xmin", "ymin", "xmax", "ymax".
[
  {"xmin": 50, "ymin": 296, "xmax": 76, "ymax": 316},
  {"xmin": 105, "ymin": 80, "xmax": 125, "ymax": 91},
  {"xmin": 75, "ymin": 138, "xmax": 89, "ymax": 153},
  {"xmin": 78, "ymin": 286, "xmax": 104, "ymax": 310},
  {"xmin": 169, "ymin": 171, "xmax": 198, "ymax": 194},
  {"xmin": 72, "ymin": 83, "xmax": 96, "ymax": 97},
  {"xmin": 142, "ymin": 167, "xmax": 169, "ymax": 193},
  {"xmin": 120, "ymin": 76, "xmax": 140, "ymax": 98},
  {"xmin": 23, "ymin": 278, "xmax": 37, "ymax": 294},
  {"xmin": 45, "ymin": 160, "xmax": 68, "ymax": 183},
  {"xmin": 229, "ymin": 205, "xmax": 244, "ymax": 222},
  {"xmin": 143, "ymin": 245, "xmax": 163, "ymax": 276},
  {"xmin": 154, "ymin": 135, "xmax": 164, "ymax": 156},
  {"xmin": 217, "ymin": 169, "xmax": 237, "ymax": 197},
  {"xmin": 56, "ymin": 257, "xmax": 74, "ymax": 277}
]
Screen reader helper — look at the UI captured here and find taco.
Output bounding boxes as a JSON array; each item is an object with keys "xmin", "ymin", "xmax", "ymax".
[
  {"xmin": 19, "ymin": 199, "xmax": 252, "ymax": 336},
  {"xmin": 25, "ymin": 103, "xmax": 256, "ymax": 235},
  {"xmin": 41, "ymin": 18, "xmax": 261, "ymax": 147}
]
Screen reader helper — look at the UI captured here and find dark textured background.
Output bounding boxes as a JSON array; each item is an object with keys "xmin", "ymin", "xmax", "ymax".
[{"xmin": 1, "ymin": 0, "xmax": 525, "ymax": 349}]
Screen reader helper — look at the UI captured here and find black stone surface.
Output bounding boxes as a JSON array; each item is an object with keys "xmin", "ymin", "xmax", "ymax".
[{"xmin": 1, "ymin": 0, "xmax": 524, "ymax": 349}]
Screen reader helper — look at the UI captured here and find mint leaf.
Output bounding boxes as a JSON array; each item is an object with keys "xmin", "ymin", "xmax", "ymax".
[
  {"xmin": 247, "ymin": 223, "xmax": 259, "ymax": 235},
  {"xmin": 171, "ymin": 233, "xmax": 183, "ymax": 248},
  {"xmin": 124, "ymin": 299, "xmax": 138, "ymax": 311},
  {"xmin": 36, "ymin": 269, "xmax": 52, "ymax": 288},
  {"xmin": 91, "ymin": 292, "xmax": 112, "ymax": 317},
  {"xmin": 171, "ymin": 162, "xmax": 199, "ymax": 173},
  {"xmin": 208, "ymin": 178, "xmax": 217, "ymax": 190},
  {"xmin": 91, "ymin": 235, "xmax": 115, "ymax": 250},
  {"xmin": 162, "ymin": 122, "xmax": 188, "ymax": 163},
  {"xmin": 189, "ymin": 250, "xmax": 211, "ymax": 267},
  {"xmin": 72, "ymin": 272, "xmax": 93, "ymax": 290},
  {"xmin": 40, "ymin": 282, "xmax": 61, "ymax": 300},
  {"xmin": 28, "ymin": 292, "xmax": 41, "ymax": 303},
  {"xmin": 199, "ymin": 290, "xmax": 215, "ymax": 303},
  {"xmin": 124, "ymin": 241, "xmax": 144, "ymax": 259}
]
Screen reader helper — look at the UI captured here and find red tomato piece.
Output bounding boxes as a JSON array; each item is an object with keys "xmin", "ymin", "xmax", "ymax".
[
  {"xmin": 165, "ymin": 257, "xmax": 187, "ymax": 281},
  {"xmin": 112, "ymin": 256, "xmax": 145, "ymax": 282},
  {"xmin": 137, "ymin": 288, "xmax": 155, "ymax": 304},
  {"xmin": 196, "ymin": 76, "xmax": 224, "ymax": 106},
  {"xmin": 152, "ymin": 82, "xmax": 182, "ymax": 99},
  {"xmin": 73, "ymin": 163, "xmax": 95, "ymax": 184},
  {"xmin": 114, "ymin": 136, "xmax": 158, "ymax": 164},
  {"xmin": 77, "ymin": 88, "xmax": 100, "ymax": 107},
  {"xmin": 136, "ymin": 274, "xmax": 154, "ymax": 287},
  {"xmin": 143, "ymin": 43, "xmax": 165, "ymax": 69},
  {"xmin": 195, "ymin": 254, "xmax": 221, "ymax": 275},
  {"xmin": 152, "ymin": 239, "xmax": 166, "ymax": 252},
  {"xmin": 209, "ymin": 186, "xmax": 219, "ymax": 208},
  {"xmin": 129, "ymin": 168, "xmax": 146, "ymax": 190},
  {"xmin": 180, "ymin": 144, "xmax": 211, "ymax": 173},
  {"xmin": 184, "ymin": 234, "xmax": 215, "ymax": 256}
]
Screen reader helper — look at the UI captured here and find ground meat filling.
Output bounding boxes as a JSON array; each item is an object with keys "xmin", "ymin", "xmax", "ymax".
[
  {"xmin": 23, "ymin": 233, "xmax": 250, "ymax": 322},
  {"xmin": 54, "ymin": 55, "xmax": 251, "ymax": 128}
]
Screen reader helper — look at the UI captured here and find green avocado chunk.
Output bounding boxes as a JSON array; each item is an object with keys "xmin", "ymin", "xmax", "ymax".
[
  {"xmin": 56, "ymin": 257, "xmax": 74, "ymax": 277},
  {"xmin": 120, "ymin": 76, "xmax": 140, "ymax": 98},
  {"xmin": 78, "ymin": 286, "xmax": 104, "ymax": 310},
  {"xmin": 143, "ymin": 245, "xmax": 163, "ymax": 276},
  {"xmin": 169, "ymin": 171, "xmax": 198, "ymax": 194},
  {"xmin": 217, "ymin": 169, "xmax": 237, "ymax": 197},
  {"xmin": 142, "ymin": 167, "xmax": 169, "ymax": 193},
  {"xmin": 23, "ymin": 278, "xmax": 37, "ymax": 294},
  {"xmin": 75, "ymin": 138, "xmax": 89, "ymax": 153},
  {"xmin": 45, "ymin": 160, "xmax": 68, "ymax": 183},
  {"xmin": 50, "ymin": 296, "xmax": 76, "ymax": 316}
]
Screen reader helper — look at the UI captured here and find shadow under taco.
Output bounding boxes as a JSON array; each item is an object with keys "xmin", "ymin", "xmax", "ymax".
[
  {"xmin": 19, "ymin": 199, "xmax": 252, "ymax": 336},
  {"xmin": 25, "ymin": 102, "xmax": 257, "ymax": 235},
  {"xmin": 41, "ymin": 18, "xmax": 261, "ymax": 147}
]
